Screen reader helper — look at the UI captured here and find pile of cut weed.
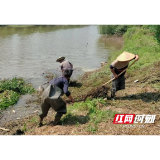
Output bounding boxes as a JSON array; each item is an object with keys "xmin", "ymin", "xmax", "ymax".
[{"xmin": 0, "ymin": 78, "xmax": 35, "ymax": 109}]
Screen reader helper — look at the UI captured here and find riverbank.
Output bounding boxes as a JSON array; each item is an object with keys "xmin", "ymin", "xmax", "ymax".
[
  {"xmin": 1, "ymin": 58, "xmax": 160, "ymax": 135},
  {"xmin": 0, "ymin": 26, "xmax": 160, "ymax": 135}
]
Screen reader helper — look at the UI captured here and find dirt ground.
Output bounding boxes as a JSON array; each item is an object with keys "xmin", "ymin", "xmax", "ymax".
[{"xmin": 0, "ymin": 36, "xmax": 160, "ymax": 135}]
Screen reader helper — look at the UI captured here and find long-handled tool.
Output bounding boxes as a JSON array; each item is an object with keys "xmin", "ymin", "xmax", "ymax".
[
  {"xmin": 0, "ymin": 127, "xmax": 9, "ymax": 131},
  {"xmin": 66, "ymin": 60, "xmax": 137, "ymax": 103},
  {"xmin": 102, "ymin": 60, "xmax": 137, "ymax": 86}
]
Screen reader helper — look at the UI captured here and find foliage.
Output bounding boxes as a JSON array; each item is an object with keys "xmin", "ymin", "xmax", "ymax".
[
  {"xmin": 62, "ymin": 98, "xmax": 117, "ymax": 133},
  {"xmin": 0, "ymin": 78, "xmax": 35, "ymax": 109},
  {"xmin": 99, "ymin": 24, "xmax": 141, "ymax": 36},
  {"xmin": 107, "ymin": 26, "xmax": 160, "ymax": 73},
  {"xmin": 0, "ymin": 77, "xmax": 35, "ymax": 94},
  {"xmin": 115, "ymin": 25, "xmax": 130, "ymax": 36},
  {"xmin": 0, "ymin": 90, "xmax": 20, "ymax": 109},
  {"xmin": 99, "ymin": 25, "xmax": 117, "ymax": 35},
  {"xmin": 144, "ymin": 25, "xmax": 160, "ymax": 43},
  {"xmin": 22, "ymin": 123, "xmax": 27, "ymax": 132}
]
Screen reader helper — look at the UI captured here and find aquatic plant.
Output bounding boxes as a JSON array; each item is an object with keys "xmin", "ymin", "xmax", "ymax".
[{"xmin": 0, "ymin": 77, "xmax": 35, "ymax": 109}]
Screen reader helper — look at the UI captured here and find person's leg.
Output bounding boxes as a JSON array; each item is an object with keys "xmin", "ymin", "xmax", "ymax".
[
  {"xmin": 119, "ymin": 75, "xmax": 125, "ymax": 90},
  {"xmin": 50, "ymin": 97, "xmax": 67, "ymax": 126},
  {"xmin": 39, "ymin": 99, "xmax": 50, "ymax": 126},
  {"xmin": 68, "ymin": 70, "xmax": 73, "ymax": 83},
  {"xmin": 52, "ymin": 112, "xmax": 64, "ymax": 125},
  {"xmin": 111, "ymin": 74, "xmax": 118, "ymax": 99}
]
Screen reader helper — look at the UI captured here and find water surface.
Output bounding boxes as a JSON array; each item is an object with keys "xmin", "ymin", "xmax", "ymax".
[{"xmin": 0, "ymin": 25, "xmax": 122, "ymax": 88}]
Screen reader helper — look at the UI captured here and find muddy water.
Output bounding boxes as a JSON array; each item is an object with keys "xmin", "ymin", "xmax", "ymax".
[
  {"xmin": 0, "ymin": 25, "xmax": 122, "ymax": 126},
  {"xmin": 0, "ymin": 25, "xmax": 122, "ymax": 88}
]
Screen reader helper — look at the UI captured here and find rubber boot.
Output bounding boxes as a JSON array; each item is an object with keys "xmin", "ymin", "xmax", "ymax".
[
  {"xmin": 52, "ymin": 114, "xmax": 62, "ymax": 126},
  {"xmin": 38, "ymin": 117, "xmax": 43, "ymax": 127}
]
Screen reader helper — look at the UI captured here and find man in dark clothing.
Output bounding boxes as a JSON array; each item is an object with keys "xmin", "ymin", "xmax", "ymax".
[
  {"xmin": 39, "ymin": 70, "xmax": 75, "ymax": 127},
  {"xmin": 110, "ymin": 51, "xmax": 139, "ymax": 100}
]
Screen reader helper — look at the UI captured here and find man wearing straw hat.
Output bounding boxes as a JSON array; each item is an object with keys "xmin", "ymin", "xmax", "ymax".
[
  {"xmin": 110, "ymin": 51, "xmax": 139, "ymax": 100},
  {"xmin": 56, "ymin": 57, "xmax": 73, "ymax": 81},
  {"xmin": 38, "ymin": 70, "xmax": 75, "ymax": 127}
]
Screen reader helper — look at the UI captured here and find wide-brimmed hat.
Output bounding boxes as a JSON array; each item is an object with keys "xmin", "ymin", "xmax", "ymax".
[
  {"xmin": 56, "ymin": 56, "xmax": 65, "ymax": 62},
  {"xmin": 116, "ymin": 51, "xmax": 135, "ymax": 62}
]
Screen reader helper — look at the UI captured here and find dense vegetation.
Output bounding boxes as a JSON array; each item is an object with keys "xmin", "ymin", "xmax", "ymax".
[
  {"xmin": 0, "ymin": 78, "xmax": 35, "ymax": 110},
  {"xmin": 99, "ymin": 25, "xmax": 160, "ymax": 43},
  {"xmin": 99, "ymin": 25, "xmax": 160, "ymax": 70}
]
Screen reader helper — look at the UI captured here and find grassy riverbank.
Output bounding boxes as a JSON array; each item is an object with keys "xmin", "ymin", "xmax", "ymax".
[{"xmin": 1, "ymin": 25, "xmax": 160, "ymax": 135}]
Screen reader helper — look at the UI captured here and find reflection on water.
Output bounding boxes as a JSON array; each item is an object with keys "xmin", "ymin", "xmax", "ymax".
[{"xmin": 0, "ymin": 25, "xmax": 122, "ymax": 88}]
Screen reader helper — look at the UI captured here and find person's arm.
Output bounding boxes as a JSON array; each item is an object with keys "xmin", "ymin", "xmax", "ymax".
[
  {"xmin": 110, "ymin": 65, "xmax": 118, "ymax": 79},
  {"xmin": 60, "ymin": 64, "xmax": 63, "ymax": 71},
  {"xmin": 131, "ymin": 54, "xmax": 139, "ymax": 61},
  {"xmin": 71, "ymin": 63, "xmax": 73, "ymax": 68},
  {"xmin": 68, "ymin": 94, "xmax": 75, "ymax": 104},
  {"xmin": 63, "ymin": 79, "xmax": 75, "ymax": 103},
  {"xmin": 69, "ymin": 62, "xmax": 73, "ymax": 69},
  {"xmin": 134, "ymin": 54, "xmax": 139, "ymax": 61}
]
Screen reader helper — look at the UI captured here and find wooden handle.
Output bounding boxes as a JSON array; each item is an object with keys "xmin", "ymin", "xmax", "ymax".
[
  {"xmin": 102, "ymin": 60, "xmax": 136, "ymax": 86},
  {"xmin": 0, "ymin": 127, "xmax": 10, "ymax": 131}
]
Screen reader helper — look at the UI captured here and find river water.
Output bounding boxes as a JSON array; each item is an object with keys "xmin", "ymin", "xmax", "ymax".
[
  {"xmin": 0, "ymin": 25, "xmax": 123, "ymax": 125},
  {"xmin": 0, "ymin": 25, "xmax": 122, "ymax": 89}
]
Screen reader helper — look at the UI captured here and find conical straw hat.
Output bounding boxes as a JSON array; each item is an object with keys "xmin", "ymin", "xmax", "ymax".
[{"xmin": 116, "ymin": 51, "xmax": 135, "ymax": 62}]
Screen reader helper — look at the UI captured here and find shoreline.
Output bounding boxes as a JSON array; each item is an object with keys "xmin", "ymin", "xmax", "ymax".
[
  {"xmin": 1, "ymin": 60, "xmax": 160, "ymax": 135},
  {"xmin": 0, "ymin": 35, "xmax": 126, "ymax": 136},
  {"xmin": 0, "ymin": 35, "xmax": 124, "ymax": 132},
  {"xmin": 101, "ymin": 34, "xmax": 124, "ymax": 42}
]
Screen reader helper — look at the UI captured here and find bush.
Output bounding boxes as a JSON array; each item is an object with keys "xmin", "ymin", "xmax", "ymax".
[
  {"xmin": 99, "ymin": 25, "xmax": 117, "ymax": 35},
  {"xmin": 115, "ymin": 25, "xmax": 129, "ymax": 35},
  {"xmin": 99, "ymin": 24, "xmax": 142, "ymax": 36}
]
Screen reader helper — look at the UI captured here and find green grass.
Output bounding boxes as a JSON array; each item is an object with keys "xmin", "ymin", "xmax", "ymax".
[
  {"xmin": 62, "ymin": 98, "xmax": 117, "ymax": 133},
  {"xmin": 0, "ymin": 78, "xmax": 35, "ymax": 109},
  {"xmin": 29, "ymin": 117, "xmax": 39, "ymax": 123},
  {"xmin": 106, "ymin": 26, "xmax": 160, "ymax": 74},
  {"xmin": 0, "ymin": 90, "xmax": 20, "ymax": 109},
  {"xmin": 0, "ymin": 77, "xmax": 35, "ymax": 94}
]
